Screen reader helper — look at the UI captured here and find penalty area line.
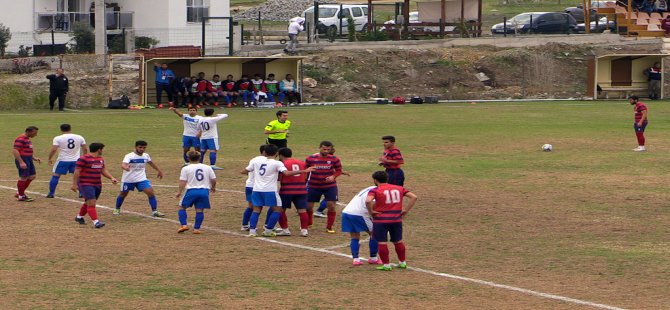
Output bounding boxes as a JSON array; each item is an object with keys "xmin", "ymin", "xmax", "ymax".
[{"xmin": 0, "ymin": 185, "xmax": 627, "ymax": 310}]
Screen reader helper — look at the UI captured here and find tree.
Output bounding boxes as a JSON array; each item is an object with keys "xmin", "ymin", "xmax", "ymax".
[
  {"xmin": 0, "ymin": 23, "xmax": 11, "ymax": 57},
  {"xmin": 135, "ymin": 36, "xmax": 159, "ymax": 49},
  {"xmin": 71, "ymin": 22, "xmax": 95, "ymax": 54}
]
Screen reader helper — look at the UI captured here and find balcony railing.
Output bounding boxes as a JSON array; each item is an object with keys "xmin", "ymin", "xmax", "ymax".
[{"xmin": 35, "ymin": 11, "xmax": 133, "ymax": 32}]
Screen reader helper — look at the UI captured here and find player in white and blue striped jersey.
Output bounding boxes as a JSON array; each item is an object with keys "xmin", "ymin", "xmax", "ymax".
[
  {"xmin": 176, "ymin": 150, "xmax": 217, "ymax": 234},
  {"xmin": 171, "ymin": 106, "xmax": 203, "ymax": 165},
  {"xmin": 342, "ymin": 186, "xmax": 381, "ymax": 266},
  {"xmin": 114, "ymin": 141, "xmax": 165, "ymax": 217},
  {"xmin": 46, "ymin": 124, "xmax": 87, "ymax": 198}
]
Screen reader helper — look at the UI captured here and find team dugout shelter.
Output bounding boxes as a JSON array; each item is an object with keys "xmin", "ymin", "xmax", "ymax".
[
  {"xmin": 587, "ymin": 54, "xmax": 666, "ymax": 99},
  {"xmin": 143, "ymin": 56, "xmax": 305, "ymax": 106}
]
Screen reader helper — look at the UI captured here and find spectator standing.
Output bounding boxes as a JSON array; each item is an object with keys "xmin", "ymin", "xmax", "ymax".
[
  {"xmin": 285, "ymin": 17, "xmax": 305, "ymax": 55},
  {"xmin": 154, "ymin": 62, "xmax": 175, "ymax": 108},
  {"xmin": 630, "ymin": 95, "xmax": 649, "ymax": 152},
  {"xmin": 655, "ymin": 0, "xmax": 667, "ymax": 11},
  {"xmin": 47, "ymin": 68, "xmax": 69, "ymax": 111},
  {"xmin": 645, "ymin": 62, "xmax": 662, "ymax": 100},
  {"xmin": 264, "ymin": 110, "xmax": 291, "ymax": 149}
]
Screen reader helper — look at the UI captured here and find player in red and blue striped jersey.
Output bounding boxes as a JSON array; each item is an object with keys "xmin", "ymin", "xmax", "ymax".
[
  {"xmin": 305, "ymin": 141, "xmax": 342, "ymax": 233},
  {"xmin": 71, "ymin": 143, "xmax": 119, "ymax": 228},
  {"xmin": 366, "ymin": 171, "xmax": 418, "ymax": 271},
  {"xmin": 278, "ymin": 147, "xmax": 311, "ymax": 237},
  {"xmin": 379, "ymin": 135, "xmax": 405, "ymax": 186},
  {"xmin": 630, "ymin": 96, "xmax": 649, "ymax": 152},
  {"xmin": 12, "ymin": 126, "xmax": 41, "ymax": 201}
]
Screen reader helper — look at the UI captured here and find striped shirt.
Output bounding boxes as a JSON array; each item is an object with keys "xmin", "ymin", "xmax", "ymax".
[
  {"xmin": 305, "ymin": 154, "xmax": 342, "ymax": 189},
  {"xmin": 368, "ymin": 183, "xmax": 410, "ymax": 224},
  {"xmin": 76, "ymin": 154, "xmax": 105, "ymax": 186},
  {"xmin": 13, "ymin": 134, "xmax": 33, "ymax": 157},
  {"xmin": 634, "ymin": 102, "xmax": 648, "ymax": 123},
  {"xmin": 382, "ymin": 147, "xmax": 404, "ymax": 170},
  {"xmin": 279, "ymin": 158, "xmax": 307, "ymax": 195}
]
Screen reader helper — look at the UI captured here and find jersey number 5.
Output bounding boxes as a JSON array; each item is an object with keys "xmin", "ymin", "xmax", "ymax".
[{"xmin": 259, "ymin": 164, "xmax": 267, "ymax": 176}]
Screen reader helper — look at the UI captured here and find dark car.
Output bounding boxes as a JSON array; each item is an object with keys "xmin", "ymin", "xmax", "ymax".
[
  {"xmin": 565, "ymin": 1, "xmax": 608, "ymax": 23},
  {"xmin": 576, "ymin": 16, "xmax": 616, "ymax": 32},
  {"xmin": 491, "ymin": 12, "xmax": 578, "ymax": 34}
]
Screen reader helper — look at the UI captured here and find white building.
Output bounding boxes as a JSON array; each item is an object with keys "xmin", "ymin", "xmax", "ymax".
[{"xmin": 0, "ymin": 0, "xmax": 230, "ymax": 54}]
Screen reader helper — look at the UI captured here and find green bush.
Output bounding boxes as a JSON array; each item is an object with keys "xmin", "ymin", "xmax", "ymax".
[
  {"xmin": 0, "ymin": 83, "xmax": 47, "ymax": 110},
  {"xmin": 0, "ymin": 23, "xmax": 11, "ymax": 57},
  {"xmin": 71, "ymin": 22, "xmax": 95, "ymax": 54},
  {"xmin": 135, "ymin": 36, "xmax": 159, "ymax": 49},
  {"xmin": 303, "ymin": 64, "xmax": 329, "ymax": 83},
  {"xmin": 358, "ymin": 29, "xmax": 389, "ymax": 41},
  {"xmin": 108, "ymin": 34, "xmax": 125, "ymax": 54}
]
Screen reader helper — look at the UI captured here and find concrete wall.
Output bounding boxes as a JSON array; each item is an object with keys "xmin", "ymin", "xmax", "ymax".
[{"xmin": 0, "ymin": 0, "xmax": 33, "ymax": 32}]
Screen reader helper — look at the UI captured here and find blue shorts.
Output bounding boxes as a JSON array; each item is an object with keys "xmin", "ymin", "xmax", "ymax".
[
  {"xmin": 280, "ymin": 194, "xmax": 307, "ymax": 209},
  {"xmin": 245, "ymin": 187, "xmax": 253, "ymax": 203},
  {"xmin": 121, "ymin": 180, "xmax": 152, "ymax": 192},
  {"xmin": 53, "ymin": 161, "xmax": 76, "ymax": 175},
  {"xmin": 307, "ymin": 187, "xmax": 338, "ymax": 203},
  {"xmin": 342, "ymin": 213, "xmax": 373, "ymax": 233},
  {"xmin": 634, "ymin": 121, "xmax": 648, "ymax": 133},
  {"xmin": 372, "ymin": 222, "xmax": 403, "ymax": 243},
  {"xmin": 251, "ymin": 191, "xmax": 281, "ymax": 207},
  {"xmin": 180, "ymin": 188, "xmax": 211, "ymax": 209},
  {"xmin": 15, "ymin": 156, "xmax": 36, "ymax": 178},
  {"xmin": 80, "ymin": 185, "xmax": 102, "ymax": 200},
  {"xmin": 182, "ymin": 135, "xmax": 200, "ymax": 149},
  {"xmin": 200, "ymin": 138, "xmax": 219, "ymax": 151},
  {"xmin": 386, "ymin": 169, "xmax": 405, "ymax": 186}
]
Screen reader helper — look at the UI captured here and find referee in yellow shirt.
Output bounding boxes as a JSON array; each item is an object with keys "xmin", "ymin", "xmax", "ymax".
[{"xmin": 264, "ymin": 110, "xmax": 291, "ymax": 148}]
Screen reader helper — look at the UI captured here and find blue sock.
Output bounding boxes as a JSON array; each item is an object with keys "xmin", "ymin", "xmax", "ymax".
[
  {"xmin": 183, "ymin": 152, "xmax": 188, "ymax": 163},
  {"xmin": 266, "ymin": 210, "xmax": 280, "ymax": 230},
  {"xmin": 148, "ymin": 196, "xmax": 157, "ymax": 211},
  {"xmin": 350, "ymin": 239, "xmax": 360, "ymax": 258},
  {"xmin": 116, "ymin": 195, "xmax": 125, "ymax": 209},
  {"xmin": 210, "ymin": 152, "xmax": 217, "ymax": 165},
  {"xmin": 250, "ymin": 211, "xmax": 260, "ymax": 229},
  {"xmin": 48, "ymin": 175, "xmax": 59, "ymax": 195},
  {"xmin": 369, "ymin": 238, "xmax": 379, "ymax": 258},
  {"xmin": 194, "ymin": 212, "xmax": 204, "ymax": 229},
  {"xmin": 264, "ymin": 208, "xmax": 274, "ymax": 227},
  {"xmin": 242, "ymin": 207, "xmax": 253, "ymax": 225},
  {"xmin": 178, "ymin": 209, "xmax": 188, "ymax": 225},
  {"xmin": 317, "ymin": 200, "xmax": 327, "ymax": 212}
]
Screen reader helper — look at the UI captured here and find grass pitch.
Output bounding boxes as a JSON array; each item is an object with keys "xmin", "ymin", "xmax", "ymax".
[{"xmin": 0, "ymin": 101, "xmax": 669, "ymax": 309}]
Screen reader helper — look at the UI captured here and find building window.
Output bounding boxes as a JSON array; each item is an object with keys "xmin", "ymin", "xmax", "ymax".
[{"xmin": 187, "ymin": 0, "xmax": 210, "ymax": 23}]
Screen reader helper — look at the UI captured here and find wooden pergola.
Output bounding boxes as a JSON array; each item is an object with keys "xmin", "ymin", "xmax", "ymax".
[{"xmin": 366, "ymin": 0, "xmax": 483, "ymax": 36}]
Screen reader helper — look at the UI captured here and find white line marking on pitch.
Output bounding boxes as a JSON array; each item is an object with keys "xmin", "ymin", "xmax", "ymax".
[{"xmin": 0, "ymin": 185, "xmax": 627, "ymax": 310}]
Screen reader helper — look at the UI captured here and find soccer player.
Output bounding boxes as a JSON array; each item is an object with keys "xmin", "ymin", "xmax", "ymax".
[
  {"xmin": 305, "ymin": 141, "xmax": 343, "ymax": 233},
  {"xmin": 630, "ymin": 95, "xmax": 648, "ymax": 152},
  {"xmin": 264, "ymin": 110, "xmax": 291, "ymax": 149},
  {"xmin": 314, "ymin": 146, "xmax": 350, "ymax": 218},
  {"xmin": 13, "ymin": 126, "xmax": 41, "ymax": 202},
  {"xmin": 277, "ymin": 147, "xmax": 311, "ymax": 237},
  {"xmin": 341, "ymin": 185, "xmax": 381, "ymax": 266},
  {"xmin": 198, "ymin": 108, "xmax": 229, "ymax": 170},
  {"xmin": 242, "ymin": 144, "xmax": 313, "ymax": 237},
  {"xmin": 176, "ymin": 151, "xmax": 217, "ymax": 234},
  {"xmin": 114, "ymin": 140, "xmax": 165, "ymax": 217},
  {"xmin": 241, "ymin": 145, "xmax": 267, "ymax": 231},
  {"xmin": 365, "ymin": 171, "xmax": 418, "ymax": 271},
  {"xmin": 171, "ymin": 106, "xmax": 202, "ymax": 165},
  {"xmin": 72, "ymin": 143, "xmax": 119, "ymax": 228},
  {"xmin": 379, "ymin": 135, "xmax": 405, "ymax": 186},
  {"xmin": 47, "ymin": 124, "xmax": 87, "ymax": 198}
]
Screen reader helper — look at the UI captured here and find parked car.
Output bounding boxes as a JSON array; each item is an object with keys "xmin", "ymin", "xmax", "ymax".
[
  {"xmin": 491, "ymin": 12, "xmax": 577, "ymax": 34},
  {"xmin": 565, "ymin": 0, "xmax": 609, "ymax": 23},
  {"xmin": 381, "ymin": 11, "xmax": 452, "ymax": 32},
  {"xmin": 576, "ymin": 16, "xmax": 616, "ymax": 32},
  {"xmin": 303, "ymin": 4, "xmax": 369, "ymax": 34}
]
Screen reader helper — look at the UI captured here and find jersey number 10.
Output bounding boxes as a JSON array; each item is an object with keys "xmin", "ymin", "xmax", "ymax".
[{"xmin": 383, "ymin": 189, "xmax": 401, "ymax": 204}]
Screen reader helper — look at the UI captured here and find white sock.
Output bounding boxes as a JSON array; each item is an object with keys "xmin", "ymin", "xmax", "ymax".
[
  {"xmin": 353, "ymin": 258, "xmax": 360, "ymax": 262},
  {"xmin": 93, "ymin": 219, "xmax": 99, "ymax": 224}
]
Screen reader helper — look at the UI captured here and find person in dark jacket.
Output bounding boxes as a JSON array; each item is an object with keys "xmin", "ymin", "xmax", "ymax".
[{"xmin": 47, "ymin": 68, "xmax": 69, "ymax": 111}]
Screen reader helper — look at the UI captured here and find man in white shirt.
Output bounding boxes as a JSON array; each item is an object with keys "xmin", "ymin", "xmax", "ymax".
[
  {"xmin": 242, "ymin": 144, "xmax": 314, "ymax": 237},
  {"xmin": 342, "ymin": 186, "xmax": 381, "ymax": 266},
  {"xmin": 47, "ymin": 124, "xmax": 87, "ymax": 198},
  {"xmin": 170, "ymin": 106, "xmax": 202, "ymax": 166},
  {"xmin": 285, "ymin": 17, "xmax": 305, "ymax": 55},
  {"xmin": 113, "ymin": 141, "xmax": 165, "ymax": 217},
  {"xmin": 176, "ymin": 150, "xmax": 217, "ymax": 234},
  {"xmin": 198, "ymin": 108, "xmax": 228, "ymax": 170}
]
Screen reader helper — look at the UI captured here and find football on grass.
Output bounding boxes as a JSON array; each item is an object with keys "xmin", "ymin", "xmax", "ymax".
[{"xmin": 542, "ymin": 144, "xmax": 553, "ymax": 152}]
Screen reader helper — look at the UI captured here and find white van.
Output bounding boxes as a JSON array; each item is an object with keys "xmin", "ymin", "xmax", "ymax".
[{"xmin": 303, "ymin": 4, "xmax": 369, "ymax": 33}]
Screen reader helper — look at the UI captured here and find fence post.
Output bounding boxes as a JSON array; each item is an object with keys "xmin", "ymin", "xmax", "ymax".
[
  {"xmin": 229, "ymin": 18, "xmax": 234, "ymax": 56},
  {"xmin": 503, "ymin": 17, "xmax": 507, "ymax": 37},
  {"xmin": 201, "ymin": 18, "xmax": 206, "ymax": 56}
]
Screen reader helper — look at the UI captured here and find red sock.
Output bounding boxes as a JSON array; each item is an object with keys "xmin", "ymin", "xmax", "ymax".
[
  {"xmin": 299, "ymin": 212, "xmax": 309, "ymax": 229},
  {"xmin": 279, "ymin": 210, "xmax": 288, "ymax": 229},
  {"xmin": 24, "ymin": 178, "xmax": 33, "ymax": 189},
  {"xmin": 16, "ymin": 180, "xmax": 26, "ymax": 196},
  {"xmin": 87, "ymin": 205, "xmax": 98, "ymax": 221},
  {"xmin": 78, "ymin": 204, "xmax": 88, "ymax": 217},
  {"xmin": 636, "ymin": 132, "xmax": 645, "ymax": 146},
  {"xmin": 307, "ymin": 209, "xmax": 313, "ymax": 226},
  {"xmin": 378, "ymin": 243, "xmax": 390, "ymax": 264},
  {"xmin": 326, "ymin": 211, "xmax": 336, "ymax": 230},
  {"xmin": 394, "ymin": 242, "xmax": 406, "ymax": 262}
]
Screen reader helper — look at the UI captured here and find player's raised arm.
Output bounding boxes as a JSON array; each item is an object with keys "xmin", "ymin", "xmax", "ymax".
[{"xmin": 170, "ymin": 106, "xmax": 184, "ymax": 117}]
